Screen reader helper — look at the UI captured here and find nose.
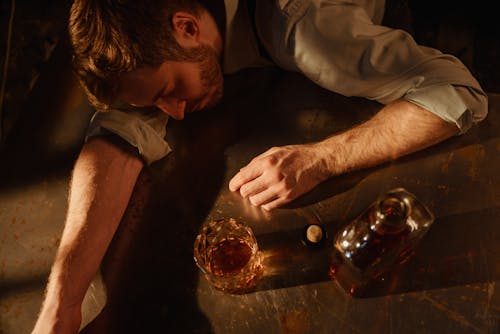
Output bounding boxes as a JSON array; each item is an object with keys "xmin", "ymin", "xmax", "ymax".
[{"xmin": 155, "ymin": 96, "xmax": 186, "ymax": 120}]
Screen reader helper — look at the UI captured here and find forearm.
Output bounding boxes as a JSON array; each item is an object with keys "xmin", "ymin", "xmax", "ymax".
[
  {"xmin": 35, "ymin": 136, "xmax": 143, "ymax": 331},
  {"xmin": 318, "ymin": 100, "xmax": 459, "ymax": 176}
]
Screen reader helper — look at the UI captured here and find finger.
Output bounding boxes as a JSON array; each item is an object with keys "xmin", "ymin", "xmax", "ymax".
[
  {"xmin": 247, "ymin": 187, "xmax": 279, "ymax": 207},
  {"xmin": 239, "ymin": 176, "xmax": 269, "ymax": 198},
  {"xmin": 229, "ymin": 164, "xmax": 263, "ymax": 192},
  {"xmin": 261, "ymin": 196, "xmax": 291, "ymax": 211}
]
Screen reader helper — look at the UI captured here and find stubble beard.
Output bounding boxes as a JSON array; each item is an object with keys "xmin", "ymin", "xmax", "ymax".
[{"xmin": 197, "ymin": 45, "xmax": 224, "ymax": 109}]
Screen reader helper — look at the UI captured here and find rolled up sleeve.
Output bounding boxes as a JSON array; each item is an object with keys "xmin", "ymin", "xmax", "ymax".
[
  {"xmin": 404, "ymin": 84, "xmax": 477, "ymax": 134},
  {"xmin": 86, "ymin": 107, "xmax": 171, "ymax": 165},
  {"xmin": 292, "ymin": 0, "xmax": 488, "ymax": 133}
]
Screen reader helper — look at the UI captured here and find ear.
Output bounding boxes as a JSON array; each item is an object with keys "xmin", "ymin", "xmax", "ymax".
[{"xmin": 171, "ymin": 12, "xmax": 201, "ymax": 48}]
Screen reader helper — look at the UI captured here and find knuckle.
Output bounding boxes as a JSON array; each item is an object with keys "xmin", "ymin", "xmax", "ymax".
[
  {"xmin": 268, "ymin": 146, "xmax": 279, "ymax": 153},
  {"xmin": 269, "ymin": 170, "xmax": 284, "ymax": 183},
  {"xmin": 264, "ymin": 155, "xmax": 279, "ymax": 167},
  {"xmin": 238, "ymin": 166, "xmax": 249, "ymax": 175}
]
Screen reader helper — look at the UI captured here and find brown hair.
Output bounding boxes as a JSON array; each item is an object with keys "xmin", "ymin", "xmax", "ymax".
[{"xmin": 69, "ymin": 0, "xmax": 204, "ymax": 109}]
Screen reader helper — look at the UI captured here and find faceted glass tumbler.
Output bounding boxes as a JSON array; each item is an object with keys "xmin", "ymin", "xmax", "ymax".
[{"xmin": 193, "ymin": 218, "xmax": 264, "ymax": 294}]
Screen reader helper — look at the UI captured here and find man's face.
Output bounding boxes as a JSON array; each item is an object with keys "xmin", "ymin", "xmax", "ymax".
[{"xmin": 117, "ymin": 45, "xmax": 224, "ymax": 120}]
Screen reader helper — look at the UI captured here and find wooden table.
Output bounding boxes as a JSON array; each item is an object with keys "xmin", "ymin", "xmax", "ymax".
[
  {"xmin": 0, "ymin": 60, "xmax": 498, "ymax": 333},
  {"xmin": 83, "ymin": 68, "xmax": 500, "ymax": 333}
]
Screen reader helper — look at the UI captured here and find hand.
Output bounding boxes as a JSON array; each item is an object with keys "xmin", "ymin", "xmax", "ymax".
[{"xmin": 229, "ymin": 143, "xmax": 331, "ymax": 210}]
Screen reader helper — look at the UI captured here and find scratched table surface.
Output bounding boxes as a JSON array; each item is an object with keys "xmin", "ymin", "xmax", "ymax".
[{"xmin": 0, "ymin": 40, "xmax": 499, "ymax": 334}]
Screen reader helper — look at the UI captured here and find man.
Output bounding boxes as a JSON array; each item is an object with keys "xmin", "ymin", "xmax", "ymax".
[{"xmin": 32, "ymin": 0, "xmax": 487, "ymax": 333}]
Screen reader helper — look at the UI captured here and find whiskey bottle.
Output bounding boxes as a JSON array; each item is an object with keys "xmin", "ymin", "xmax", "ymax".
[{"xmin": 329, "ymin": 188, "xmax": 434, "ymax": 296}]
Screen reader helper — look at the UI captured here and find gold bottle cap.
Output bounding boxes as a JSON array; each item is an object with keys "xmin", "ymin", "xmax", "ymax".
[{"xmin": 303, "ymin": 223, "xmax": 327, "ymax": 247}]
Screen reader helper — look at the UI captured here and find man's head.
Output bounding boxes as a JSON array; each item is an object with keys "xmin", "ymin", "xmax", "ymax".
[{"xmin": 69, "ymin": 0, "xmax": 224, "ymax": 119}]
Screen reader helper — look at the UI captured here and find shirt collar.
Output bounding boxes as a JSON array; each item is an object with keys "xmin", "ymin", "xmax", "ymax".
[{"xmin": 222, "ymin": 0, "xmax": 272, "ymax": 74}]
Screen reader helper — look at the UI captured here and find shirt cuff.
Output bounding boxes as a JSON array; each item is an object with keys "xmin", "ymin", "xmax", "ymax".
[
  {"xmin": 403, "ymin": 84, "xmax": 472, "ymax": 134},
  {"xmin": 86, "ymin": 108, "xmax": 172, "ymax": 165}
]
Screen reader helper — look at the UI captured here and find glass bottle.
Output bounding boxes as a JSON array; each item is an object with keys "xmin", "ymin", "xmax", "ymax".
[{"xmin": 329, "ymin": 188, "xmax": 434, "ymax": 296}]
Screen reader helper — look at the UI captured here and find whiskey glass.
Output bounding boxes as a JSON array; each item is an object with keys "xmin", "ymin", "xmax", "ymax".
[{"xmin": 193, "ymin": 218, "xmax": 264, "ymax": 294}]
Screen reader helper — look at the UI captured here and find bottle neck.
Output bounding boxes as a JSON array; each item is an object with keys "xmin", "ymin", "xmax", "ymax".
[{"xmin": 369, "ymin": 196, "xmax": 408, "ymax": 235}]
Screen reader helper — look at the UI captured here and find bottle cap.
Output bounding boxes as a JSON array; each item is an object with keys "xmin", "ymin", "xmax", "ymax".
[{"xmin": 302, "ymin": 223, "xmax": 327, "ymax": 248}]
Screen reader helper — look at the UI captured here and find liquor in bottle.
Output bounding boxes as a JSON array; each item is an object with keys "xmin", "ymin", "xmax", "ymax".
[{"xmin": 329, "ymin": 188, "xmax": 434, "ymax": 296}]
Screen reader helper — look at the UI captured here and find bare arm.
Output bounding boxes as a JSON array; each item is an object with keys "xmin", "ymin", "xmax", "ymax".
[
  {"xmin": 229, "ymin": 100, "xmax": 458, "ymax": 210},
  {"xmin": 32, "ymin": 136, "xmax": 144, "ymax": 334}
]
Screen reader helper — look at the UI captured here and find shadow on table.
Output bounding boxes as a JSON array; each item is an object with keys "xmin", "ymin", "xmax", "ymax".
[
  {"xmin": 79, "ymin": 136, "xmax": 221, "ymax": 333},
  {"xmin": 247, "ymin": 206, "xmax": 500, "ymax": 298},
  {"xmin": 253, "ymin": 225, "xmax": 334, "ymax": 292},
  {"xmin": 80, "ymin": 68, "xmax": 281, "ymax": 334},
  {"xmin": 358, "ymin": 206, "xmax": 500, "ymax": 298}
]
